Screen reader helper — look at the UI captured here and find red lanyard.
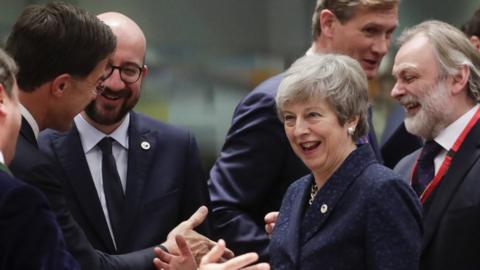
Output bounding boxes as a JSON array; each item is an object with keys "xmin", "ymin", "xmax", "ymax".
[{"xmin": 411, "ymin": 107, "xmax": 480, "ymax": 204}]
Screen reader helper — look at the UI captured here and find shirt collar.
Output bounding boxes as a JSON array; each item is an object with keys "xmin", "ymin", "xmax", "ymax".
[
  {"xmin": 0, "ymin": 151, "xmax": 4, "ymax": 164},
  {"xmin": 20, "ymin": 104, "xmax": 40, "ymax": 140},
  {"xmin": 435, "ymin": 104, "xmax": 479, "ymax": 151},
  {"xmin": 74, "ymin": 113, "xmax": 130, "ymax": 154}
]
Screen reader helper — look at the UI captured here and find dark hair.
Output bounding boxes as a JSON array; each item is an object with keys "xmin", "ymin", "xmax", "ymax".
[
  {"xmin": 461, "ymin": 8, "xmax": 480, "ymax": 37},
  {"xmin": 5, "ymin": 2, "xmax": 116, "ymax": 92},
  {"xmin": 0, "ymin": 49, "xmax": 18, "ymax": 96}
]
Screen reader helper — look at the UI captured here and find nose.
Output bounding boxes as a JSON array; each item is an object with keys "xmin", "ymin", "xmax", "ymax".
[
  {"xmin": 104, "ymin": 68, "xmax": 126, "ymax": 90},
  {"xmin": 293, "ymin": 118, "xmax": 310, "ymax": 137},
  {"xmin": 372, "ymin": 35, "xmax": 389, "ymax": 55},
  {"xmin": 390, "ymin": 81, "xmax": 404, "ymax": 99}
]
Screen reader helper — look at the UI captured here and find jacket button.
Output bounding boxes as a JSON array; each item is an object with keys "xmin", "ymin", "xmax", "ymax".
[{"xmin": 320, "ymin": 204, "xmax": 328, "ymax": 214}]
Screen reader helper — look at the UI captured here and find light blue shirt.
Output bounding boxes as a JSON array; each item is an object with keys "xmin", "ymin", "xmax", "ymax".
[{"xmin": 74, "ymin": 113, "xmax": 130, "ymax": 248}]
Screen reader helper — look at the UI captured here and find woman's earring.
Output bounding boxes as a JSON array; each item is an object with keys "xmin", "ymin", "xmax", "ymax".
[{"xmin": 347, "ymin": 126, "xmax": 355, "ymax": 136}]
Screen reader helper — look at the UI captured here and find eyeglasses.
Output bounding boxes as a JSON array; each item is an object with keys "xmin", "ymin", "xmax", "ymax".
[{"xmin": 102, "ymin": 64, "xmax": 144, "ymax": 84}]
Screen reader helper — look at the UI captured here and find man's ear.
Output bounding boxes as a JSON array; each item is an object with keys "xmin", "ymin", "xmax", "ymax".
[
  {"xmin": 451, "ymin": 65, "xmax": 470, "ymax": 95},
  {"xmin": 141, "ymin": 64, "xmax": 149, "ymax": 79},
  {"xmin": 0, "ymin": 84, "xmax": 8, "ymax": 118},
  {"xmin": 319, "ymin": 9, "xmax": 338, "ymax": 39},
  {"xmin": 469, "ymin": 36, "xmax": 480, "ymax": 51},
  {"xmin": 50, "ymin": 74, "xmax": 71, "ymax": 97}
]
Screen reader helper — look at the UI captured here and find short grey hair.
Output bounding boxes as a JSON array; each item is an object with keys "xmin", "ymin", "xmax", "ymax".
[
  {"xmin": 0, "ymin": 49, "xmax": 17, "ymax": 96},
  {"xmin": 397, "ymin": 20, "xmax": 480, "ymax": 102},
  {"xmin": 276, "ymin": 54, "xmax": 369, "ymax": 141}
]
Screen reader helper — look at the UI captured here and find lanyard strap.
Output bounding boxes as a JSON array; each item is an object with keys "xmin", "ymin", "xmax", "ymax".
[{"xmin": 411, "ymin": 107, "xmax": 480, "ymax": 203}]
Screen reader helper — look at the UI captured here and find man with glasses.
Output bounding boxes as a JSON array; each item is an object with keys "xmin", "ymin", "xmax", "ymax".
[
  {"xmin": 39, "ymin": 11, "xmax": 213, "ymax": 258},
  {"xmin": 8, "ymin": 3, "xmax": 219, "ymax": 269}
]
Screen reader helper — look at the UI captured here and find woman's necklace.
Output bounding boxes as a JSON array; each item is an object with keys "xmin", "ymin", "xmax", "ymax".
[{"xmin": 308, "ymin": 181, "xmax": 319, "ymax": 205}]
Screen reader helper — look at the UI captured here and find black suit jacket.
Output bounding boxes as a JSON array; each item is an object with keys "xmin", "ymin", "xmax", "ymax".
[
  {"xmin": 10, "ymin": 118, "xmax": 156, "ymax": 270},
  {"xmin": 394, "ymin": 120, "xmax": 480, "ymax": 270},
  {"xmin": 208, "ymin": 74, "xmax": 383, "ymax": 260},
  {"xmin": 38, "ymin": 112, "xmax": 211, "ymax": 253},
  {"xmin": 0, "ymin": 166, "xmax": 79, "ymax": 270}
]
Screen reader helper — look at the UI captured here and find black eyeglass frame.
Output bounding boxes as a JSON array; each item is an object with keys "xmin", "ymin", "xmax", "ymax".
[{"xmin": 103, "ymin": 64, "xmax": 144, "ymax": 84}]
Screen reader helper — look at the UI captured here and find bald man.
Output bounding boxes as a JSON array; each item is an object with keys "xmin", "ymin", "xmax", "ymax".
[{"xmin": 39, "ymin": 12, "xmax": 212, "ymax": 256}]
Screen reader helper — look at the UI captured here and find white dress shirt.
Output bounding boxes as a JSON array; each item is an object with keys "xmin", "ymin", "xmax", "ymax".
[
  {"xmin": 74, "ymin": 113, "xmax": 130, "ymax": 248},
  {"xmin": 20, "ymin": 104, "xmax": 40, "ymax": 141},
  {"xmin": 0, "ymin": 151, "xmax": 4, "ymax": 164},
  {"xmin": 433, "ymin": 104, "xmax": 479, "ymax": 174}
]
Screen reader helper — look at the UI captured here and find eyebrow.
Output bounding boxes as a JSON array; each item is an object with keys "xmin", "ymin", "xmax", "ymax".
[
  {"xmin": 363, "ymin": 22, "xmax": 398, "ymax": 31},
  {"xmin": 392, "ymin": 63, "xmax": 417, "ymax": 76}
]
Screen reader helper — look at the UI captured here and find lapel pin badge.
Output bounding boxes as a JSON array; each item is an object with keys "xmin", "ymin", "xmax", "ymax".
[
  {"xmin": 141, "ymin": 141, "xmax": 150, "ymax": 150},
  {"xmin": 320, "ymin": 204, "xmax": 328, "ymax": 214}
]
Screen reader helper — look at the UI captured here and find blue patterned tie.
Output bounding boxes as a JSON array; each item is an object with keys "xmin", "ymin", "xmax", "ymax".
[
  {"xmin": 98, "ymin": 137, "xmax": 125, "ymax": 249},
  {"xmin": 412, "ymin": 140, "xmax": 443, "ymax": 197}
]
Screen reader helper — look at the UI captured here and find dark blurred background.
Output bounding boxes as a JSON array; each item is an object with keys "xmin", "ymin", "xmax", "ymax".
[{"xmin": 1, "ymin": 0, "xmax": 478, "ymax": 169}]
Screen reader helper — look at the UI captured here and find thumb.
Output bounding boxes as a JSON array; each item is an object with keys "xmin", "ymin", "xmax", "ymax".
[{"xmin": 184, "ymin": 205, "xmax": 208, "ymax": 229}]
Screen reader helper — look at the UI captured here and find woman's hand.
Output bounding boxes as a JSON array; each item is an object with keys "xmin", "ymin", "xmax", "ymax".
[
  {"xmin": 154, "ymin": 235, "xmax": 270, "ymax": 270},
  {"xmin": 264, "ymin": 211, "xmax": 279, "ymax": 238},
  {"xmin": 199, "ymin": 239, "xmax": 270, "ymax": 270}
]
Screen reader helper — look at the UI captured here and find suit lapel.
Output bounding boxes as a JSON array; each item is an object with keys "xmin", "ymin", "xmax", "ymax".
[
  {"xmin": 300, "ymin": 145, "xmax": 376, "ymax": 246},
  {"xmin": 20, "ymin": 117, "xmax": 37, "ymax": 147},
  {"xmin": 119, "ymin": 112, "xmax": 155, "ymax": 248},
  {"xmin": 53, "ymin": 125, "xmax": 116, "ymax": 252},
  {"xmin": 422, "ymin": 121, "xmax": 480, "ymax": 251}
]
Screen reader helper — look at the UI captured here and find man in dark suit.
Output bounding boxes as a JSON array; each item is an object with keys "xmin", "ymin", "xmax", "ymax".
[
  {"xmin": 392, "ymin": 20, "xmax": 480, "ymax": 270},
  {"xmin": 7, "ymin": 3, "xmax": 217, "ymax": 270},
  {"xmin": 380, "ymin": 104, "xmax": 423, "ymax": 168},
  {"xmin": 0, "ymin": 48, "xmax": 79, "ymax": 269},
  {"xmin": 208, "ymin": 0, "xmax": 398, "ymax": 259},
  {"xmin": 461, "ymin": 7, "xmax": 480, "ymax": 51},
  {"xmin": 39, "ymin": 11, "xmax": 212, "ymax": 256}
]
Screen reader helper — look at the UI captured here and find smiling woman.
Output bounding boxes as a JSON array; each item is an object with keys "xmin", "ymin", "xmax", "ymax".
[{"xmin": 269, "ymin": 54, "xmax": 423, "ymax": 270}]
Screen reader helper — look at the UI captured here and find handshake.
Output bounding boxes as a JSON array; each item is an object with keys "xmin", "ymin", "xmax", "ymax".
[{"xmin": 153, "ymin": 206, "xmax": 271, "ymax": 270}]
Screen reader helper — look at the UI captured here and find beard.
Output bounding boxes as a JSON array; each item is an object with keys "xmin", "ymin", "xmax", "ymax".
[
  {"xmin": 402, "ymin": 80, "xmax": 452, "ymax": 140},
  {"xmin": 84, "ymin": 87, "xmax": 139, "ymax": 125}
]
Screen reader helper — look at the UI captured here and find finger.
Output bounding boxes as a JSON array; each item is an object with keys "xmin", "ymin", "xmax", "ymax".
[
  {"xmin": 175, "ymin": 235, "xmax": 194, "ymax": 258},
  {"xmin": 264, "ymin": 211, "xmax": 279, "ymax": 223},
  {"xmin": 154, "ymin": 246, "xmax": 172, "ymax": 263},
  {"xmin": 265, "ymin": 223, "xmax": 275, "ymax": 235},
  {"xmin": 222, "ymin": 252, "xmax": 259, "ymax": 269},
  {"xmin": 221, "ymin": 246, "xmax": 235, "ymax": 260},
  {"xmin": 201, "ymin": 239, "xmax": 226, "ymax": 265},
  {"xmin": 184, "ymin": 206, "xmax": 208, "ymax": 229},
  {"xmin": 153, "ymin": 257, "xmax": 171, "ymax": 270},
  {"xmin": 243, "ymin": 262, "xmax": 271, "ymax": 270}
]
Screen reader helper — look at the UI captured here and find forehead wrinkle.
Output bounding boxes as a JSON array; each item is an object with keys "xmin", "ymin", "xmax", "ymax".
[{"xmin": 392, "ymin": 63, "xmax": 418, "ymax": 77}]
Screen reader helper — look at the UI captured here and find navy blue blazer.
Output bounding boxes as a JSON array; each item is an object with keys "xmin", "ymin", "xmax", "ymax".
[
  {"xmin": 270, "ymin": 145, "xmax": 422, "ymax": 270},
  {"xmin": 39, "ymin": 112, "xmax": 212, "ymax": 254},
  {"xmin": 394, "ymin": 120, "xmax": 480, "ymax": 270},
  {"xmin": 209, "ymin": 74, "xmax": 383, "ymax": 260},
  {"xmin": 0, "ymin": 167, "xmax": 79, "ymax": 270}
]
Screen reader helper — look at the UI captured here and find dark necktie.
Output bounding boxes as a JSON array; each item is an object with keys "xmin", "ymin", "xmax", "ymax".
[
  {"xmin": 412, "ymin": 140, "xmax": 443, "ymax": 197},
  {"xmin": 98, "ymin": 137, "xmax": 125, "ymax": 247}
]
